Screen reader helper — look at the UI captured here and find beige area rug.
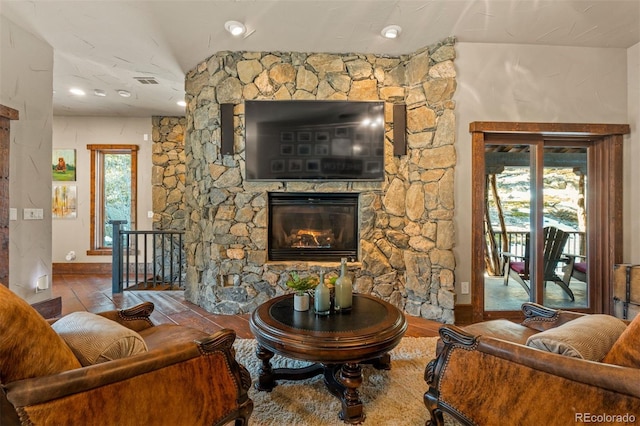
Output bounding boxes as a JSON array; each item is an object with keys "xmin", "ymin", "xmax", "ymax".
[{"xmin": 233, "ymin": 337, "xmax": 458, "ymax": 426}]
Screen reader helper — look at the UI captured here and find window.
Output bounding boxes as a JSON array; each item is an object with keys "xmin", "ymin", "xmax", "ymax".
[{"xmin": 87, "ymin": 144, "xmax": 138, "ymax": 255}]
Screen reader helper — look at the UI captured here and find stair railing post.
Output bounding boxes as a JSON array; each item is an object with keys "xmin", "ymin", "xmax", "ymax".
[{"xmin": 110, "ymin": 220, "xmax": 128, "ymax": 294}]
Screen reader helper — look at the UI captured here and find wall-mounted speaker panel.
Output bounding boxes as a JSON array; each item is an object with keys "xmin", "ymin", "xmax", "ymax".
[
  {"xmin": 221, "ymin": 103, "xmax": 234, "ymax": 155},
  {"xmin": 393, "ymin": 104, "xmax": 406, "ymax": 156}
]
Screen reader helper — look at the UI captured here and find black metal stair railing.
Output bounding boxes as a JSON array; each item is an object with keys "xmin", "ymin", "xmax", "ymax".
[{"xmin": 110, "ymin": 220, "xmax": 185, "ymax": 293}]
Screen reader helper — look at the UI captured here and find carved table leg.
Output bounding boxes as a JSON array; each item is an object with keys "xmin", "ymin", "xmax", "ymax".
[
  {"xmin": 340, "ymin": 363, "xmax": 364, "ymax": 423},
  {"xmin": 255, "ymin": 344, "xmax": 276, "ymax": 391},
  {"xmin": 254, "ymin": 344, "xmax": 325, "ymax": 392},
  {"xmin": 370, "ymin": 352, "xmax": 391, "ymax": 370},
  {"xmin": 324, "ymin": 363, "xmax": 365, "ymax": 424}
]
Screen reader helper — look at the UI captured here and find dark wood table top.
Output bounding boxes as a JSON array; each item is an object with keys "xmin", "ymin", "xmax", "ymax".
[{"xmin": 250, "ymin": 293, "xmax": 407, "ymax": 364}]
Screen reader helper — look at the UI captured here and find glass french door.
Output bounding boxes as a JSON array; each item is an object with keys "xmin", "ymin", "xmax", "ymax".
[
  {"xmin": 483, "ymin": 140, "xmax": 589, "ymax": 311},
  {"xmin": 471, "ymin": 122, "xmax": 627, "ymax": 323}
]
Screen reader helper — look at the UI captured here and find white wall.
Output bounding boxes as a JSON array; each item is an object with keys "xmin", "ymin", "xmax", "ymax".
[
  {"xmin": 624, "ymin": 42, "xmax": 639, "ymax": 262},
  {"xmin": 453, "ymin": 42, "xmax": 630, "ymax": 304},
  {"xmin": 1, "ymin": 16, "xmax": 54, "ymax": 303},
  {"xmin": 52, "ymin": 117, "xmax": 154, "ymax": 263}
]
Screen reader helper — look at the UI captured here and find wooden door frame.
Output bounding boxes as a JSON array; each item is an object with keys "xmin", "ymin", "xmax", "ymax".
[
  {"xmin": 0, "ymin": 105, "xmax": 19, "ymax": 287},
  {"xmin": 470, "ymin": 122, "xmax": 630, "ymax": 323}
]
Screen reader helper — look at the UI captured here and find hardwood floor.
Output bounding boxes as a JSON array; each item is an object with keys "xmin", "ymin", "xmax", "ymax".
[{"xmin": 53, "ymin": 273, "xmax": 442, "ymax": 338}]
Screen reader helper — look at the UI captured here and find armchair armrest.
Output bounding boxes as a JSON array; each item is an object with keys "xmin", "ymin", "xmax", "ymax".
[
  {"xmin": 425, "ymin": 325, "xmax": 640, "ymax": 426},
  {"xmin": 5, "ymin": 328, "xmax": 242, "ymax": 406},
  {"xmin": 520, "ymin": 302, "xmax": 586, "ymax": 331},
  {"xmin": 96, "ymin": 301, "xmax": 155, "ymax": 332},
  {"xmin": 499, "ymin": 250, "xmax": 523, "ymax": 258}
]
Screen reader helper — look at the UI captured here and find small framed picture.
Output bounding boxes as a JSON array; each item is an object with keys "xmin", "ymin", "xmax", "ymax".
[
  {"xmin": 297, "ymin": 131, "xmax": 312, "ymax": 142},
  {"xmin": 281, "ymin": 132, "xmax": 294, "ymax": 142},
  {"xmin": 335, "ymin": 127, "xmax": 349, "ymax": 137},
  {"xmin": 289, "ymin": 159, "xmax": 303, "ymax": 172},
  {"xmin": 52, "ymin": 184, "xmax": 77, "ymax": 219},
  {"xmin": 315, "ymin": 144, "xmax": 329, "ymax": 156},
  {"xmin": 297, "ymin": 144, "xmax": 311, "ymax": 156},
  {"xmin": 271, "ymin": 159, "xmax": 285, "ymax": 173},
  {"xmin": 52, "ymin": 149, "xmax": 76, "ymax": 181},
  {"xmin": 306, "ymin": 159, "xmax": 321, "ymax": 172},
  {"xmin": 281, "ymin": 144, "xmax": 294, "ymax": 155},
  {"xmin": 315, "ymin": 131, "xmax": 330, "ymax": 142}
]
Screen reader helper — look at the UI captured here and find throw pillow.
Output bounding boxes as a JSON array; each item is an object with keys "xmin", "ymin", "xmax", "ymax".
[
  {"xmin": 52, "ymin": 311, "xmax": 148, "ymax": 366},
  {"xmin": 602, "ymin": 314, "xmax": 640, "ymax": 368},
  {"xmin": 525, "ymin": 314, "xmax": 627, "ymax": 361},
  {"xmin": 0, "ymin": 285, "xmax": 81, "ymax": 383}
]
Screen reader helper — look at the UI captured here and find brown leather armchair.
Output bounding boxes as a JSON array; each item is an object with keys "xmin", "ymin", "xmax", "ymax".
[
  {"xmin": 424, "ymin": 303, "xmax": 640, "ymax": 426},
  {"xmin": 0, "ymin": 285, "xmax": 252, "ymax": 426}
]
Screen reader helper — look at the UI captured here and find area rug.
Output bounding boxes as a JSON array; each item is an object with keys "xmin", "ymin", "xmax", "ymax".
[{"xmin": 233, "ymin": 337, "xmax": 457, "ymax": 426}]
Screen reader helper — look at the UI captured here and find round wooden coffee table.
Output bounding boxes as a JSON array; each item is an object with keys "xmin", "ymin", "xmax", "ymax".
[{"xmin": 249, "ymin": 293, "xmax": 407, "ymax": 424}]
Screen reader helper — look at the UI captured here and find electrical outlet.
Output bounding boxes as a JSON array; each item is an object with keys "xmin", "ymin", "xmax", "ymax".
[
  {"xmin": 36, "ymin": 275, "xmax": 49, "ymax": 292},
  {"xmin": 461, "ymin": 281, "xmax": 470, "ymax": 294}
]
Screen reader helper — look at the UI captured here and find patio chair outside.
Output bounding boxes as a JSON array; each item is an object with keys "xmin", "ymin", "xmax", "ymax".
[{"xmin": 502, "ymin": 226, "xmax": 575, "ymax": 301}]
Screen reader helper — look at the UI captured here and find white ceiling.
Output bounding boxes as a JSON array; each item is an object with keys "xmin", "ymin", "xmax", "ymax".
[{"xmin": 2, "ymin": 0, "xmax": 639, "ymax": 117}]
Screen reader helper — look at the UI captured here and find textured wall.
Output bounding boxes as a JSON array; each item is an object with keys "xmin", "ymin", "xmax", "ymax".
[
  {"xmin": 1, "ymin": 16, "xmax": 53, "ymax": 303},
  {"xmin": 183, "ymin": 38, "xmax": 458, "ymax": 322}
]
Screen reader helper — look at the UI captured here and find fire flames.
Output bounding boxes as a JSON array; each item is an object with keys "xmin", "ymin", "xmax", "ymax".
[{"xmin": 289, "ymin": 229, "xmax": 335, "ymax": 248}]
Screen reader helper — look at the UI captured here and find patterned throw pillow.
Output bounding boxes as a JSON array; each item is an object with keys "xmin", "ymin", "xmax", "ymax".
[
  {"xmin": 0, "ymin": 285, "xmax": 81, "ymax": 383},
  {"xmin": 602, "ymin": 314, "xmax": 640, "ymax": 367},
  {"xmin": 526, "ymin": 314, "xmax": 627, "ymax": 361},
  {"xmin": 52, "ymin": 311, "xmax": 148, "ymax": 366}
]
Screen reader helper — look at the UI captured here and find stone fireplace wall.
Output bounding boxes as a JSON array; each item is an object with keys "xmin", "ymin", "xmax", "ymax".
[{"xmin": 183, "ymin": 37, "xmax": 457, "ymax": 323}]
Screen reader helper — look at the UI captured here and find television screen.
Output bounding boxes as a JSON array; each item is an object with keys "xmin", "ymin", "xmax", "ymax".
[{"xmin": 245, "ymin": 100, "xmax": 385, "ymax": 181}]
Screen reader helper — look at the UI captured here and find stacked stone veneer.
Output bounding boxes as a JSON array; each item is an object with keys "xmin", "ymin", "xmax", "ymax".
[
  {"xmin": 183, "ymin": 37, "xmax": 457, "ymax": 323},
  {"xmin": 152, "ymin": 116, "xmax": 187, "ymax": 230}
]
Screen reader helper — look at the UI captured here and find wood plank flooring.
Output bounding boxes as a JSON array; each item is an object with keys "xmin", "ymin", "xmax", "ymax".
[{"xmin": 52, "ymin": 273, "xmax": 442, "ymax": 338}]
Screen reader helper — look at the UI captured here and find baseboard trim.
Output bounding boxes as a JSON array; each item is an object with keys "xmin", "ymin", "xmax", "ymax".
[
  {"xmin": 31, "ymin": 296, "xmax": 62, "ymax": 319},
  {"xmin": 454, "ymin": 304, "xmax": 473, "ymax": 325},
  {"xmin": 53, "ymin": 262, "xmax": 112, "ymax": 274}
]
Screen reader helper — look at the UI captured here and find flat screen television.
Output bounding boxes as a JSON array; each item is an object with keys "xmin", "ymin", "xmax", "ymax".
[{"xmin": 245, "ymin": 100, "xmax": 385, "ymax": 181}]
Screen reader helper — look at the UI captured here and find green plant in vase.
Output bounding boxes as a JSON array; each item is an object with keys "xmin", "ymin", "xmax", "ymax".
[
  {"xmin": 286, "ymin": 272, "xmax": 318, "ymax": 312},
  {"xmin": 286, "ymin": 272, "xmax": 318, "ymax": 295}
]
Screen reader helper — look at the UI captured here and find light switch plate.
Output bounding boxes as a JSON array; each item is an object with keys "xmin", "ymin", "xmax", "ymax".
[
  {"xmin": 23, "ymin": 208, "xmax": 44, "ymax": 220},
  {"xmin": 9, "ymin": 208, "xmax": 17, "ymax": 221}
]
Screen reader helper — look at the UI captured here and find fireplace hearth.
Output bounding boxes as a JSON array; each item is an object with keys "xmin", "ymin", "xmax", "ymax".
[{"xmin": 268, "ymin": 193, "xmax": 358, "ymax": 261}]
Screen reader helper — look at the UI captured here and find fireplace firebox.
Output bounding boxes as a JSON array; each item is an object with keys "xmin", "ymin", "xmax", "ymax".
[{"xmin": 268, "ymin": 193, "xmax": 358, "ymax": 261}]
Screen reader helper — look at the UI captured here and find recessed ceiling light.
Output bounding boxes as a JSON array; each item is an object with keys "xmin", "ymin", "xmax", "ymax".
[
  {"xmin": 224, "ymin": 20, "xmax": 246, "ymax": 36},
  {"xmin": 381, "ymin": 25, "xmax": 402, "ymax": 39},
  {"xmin": 69, "ymin": 88, "xmax": 86, "ymax": 96},
  {"xmin": 117, "ymin": 90, "xmax": 131, "ymax": 98},
  {"xmin": 94, "ymin": 89, "xmax": 107, "ymax": 97},
  {"xmin": 177, "ymin": 100, "xmax": 187, "ymax": 107}
]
